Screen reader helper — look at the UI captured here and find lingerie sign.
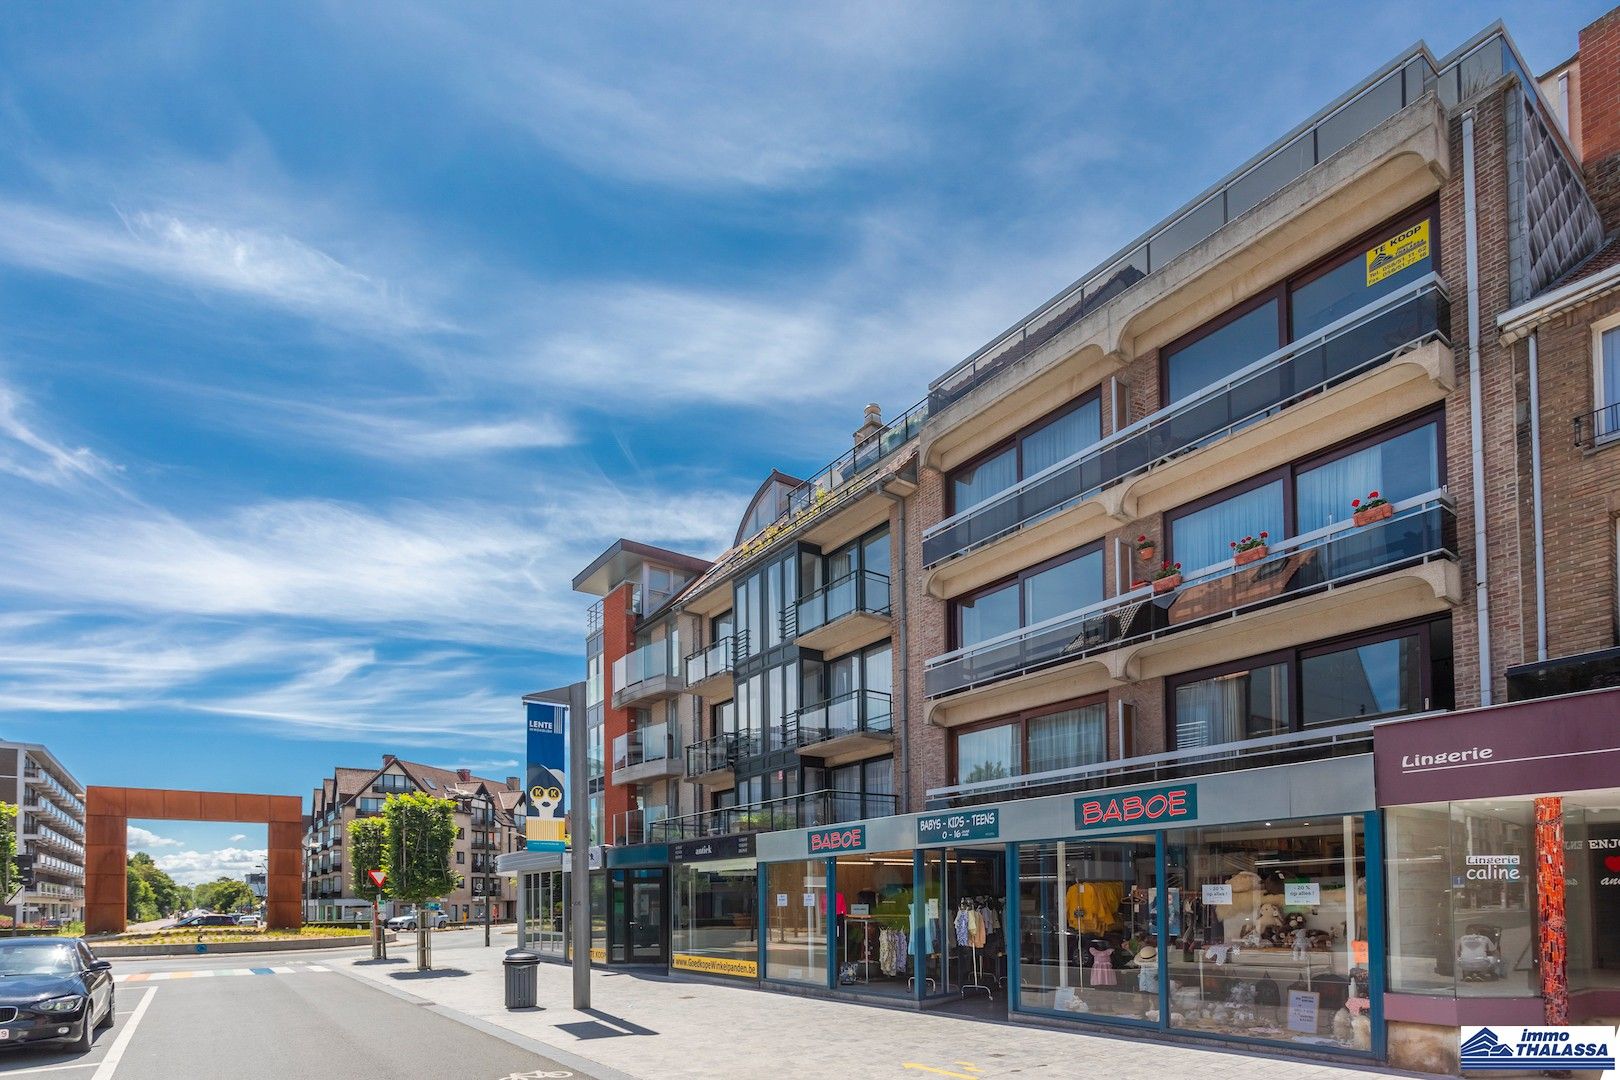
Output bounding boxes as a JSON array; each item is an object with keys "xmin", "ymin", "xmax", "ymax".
[{"xmin": 1074, "ymin": 784, "xmax": 1197, "ymax": 831}]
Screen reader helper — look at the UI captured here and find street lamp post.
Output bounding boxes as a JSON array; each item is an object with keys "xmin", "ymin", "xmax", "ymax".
[{"xmin": 478, "ymin": 789, "xmax": 492, "ymax": 948}]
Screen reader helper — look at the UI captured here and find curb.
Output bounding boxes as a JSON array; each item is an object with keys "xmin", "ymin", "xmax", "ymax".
[
  {"xmin": 325, "ymin": 960, "xmax": 636, "ymax": 1080},
  {"xmin": 97, "ymin": 934, "xmax": 391, "ymax": 958}
]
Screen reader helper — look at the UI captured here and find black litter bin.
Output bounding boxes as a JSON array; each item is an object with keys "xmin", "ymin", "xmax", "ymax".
[{"xmin": 503, "ymin": 949, "xmax": 540, "ymax": 1009}]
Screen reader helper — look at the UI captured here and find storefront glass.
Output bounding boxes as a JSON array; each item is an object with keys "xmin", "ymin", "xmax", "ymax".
[
  {"xmin": 1016, "ymin": 837, "xmax": 1158, "ymax": 1022},
  {"xmin": 523, "ymin": 870, "xmax": 566, "ymax": 957},
  {"xmin": 672, "ymin": 859, "xmax": 758, "ymax": 979},
  {"xmin": 1564, "ymin": 792, "xmax": 1620, "ymax": 992},
  {"xmin": 764, "ymin": 860, "xmax": 828, "ymax": 985},
  {"xmin": 1167, "ymin": 817, "xmax": 1371, "ymax": 1051},
  {"xmin": 833, "ymin": 851, "xmax": 916, "ymax": 997},
  {"xmin": 1385, "ymin": 802, "xmax": 1536, "ymax": 997}
]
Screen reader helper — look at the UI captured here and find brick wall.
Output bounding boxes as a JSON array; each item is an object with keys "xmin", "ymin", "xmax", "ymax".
[
  {"xmin": 601, "ymin": 582, "xmax": 636, "ymax": 828},
  {"xmin": 1581, "ymin": 9, "xmax": 1620, "ymax": 225},
  {"xmin": 903, "ymin": 466, "xmax": 948, "ymax": 810}
]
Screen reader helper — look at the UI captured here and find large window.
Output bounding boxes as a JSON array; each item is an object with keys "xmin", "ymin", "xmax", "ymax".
[
  {"xmin": 948, "ymin": 397, "xmax": 1102, "ymax": 515},
  {"xmin": 764, "ymin": 860, "xmax": 828, "ymax": 985},
  {"xmin": 1167, "ymin": 618, "xmax": 1450, "ymax": 748},
  {"xmin": 1161, "ymin": 204, "xmax": 1437, "ymax": 407},
  {"xmin": 672, "ymin": 859, "xmax": 758, "ymax": 979},
  {"xmin": 1169, "ymin": 480, "xmax": 1286, "ymax": 574},
  {"xmin": 952, "ymin": 701, "xmax": 1106, "ymax": 785},
  {"xmin": 1595, "ymin": 320, "xmax": 1620, "ymax": 442},
  {"xmin": 953, "ymin": 546, "xmax": 1104, "ymax": 650}
]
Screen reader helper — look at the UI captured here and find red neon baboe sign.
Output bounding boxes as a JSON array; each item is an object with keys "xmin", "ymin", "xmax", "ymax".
[
  {"xmin": 807, "ymin": 825, "xmax": 866, "ymax": 853},
  {"xmin": 1075, "ymin": 784, "xmax": 1197, "ymax": 831}
]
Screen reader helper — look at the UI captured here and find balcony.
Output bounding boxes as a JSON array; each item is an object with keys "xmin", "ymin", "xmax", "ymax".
[
  {"xmin": 923, "ymin": 276, "xmax": 1451, "ymax": 582},
  {"xmin": 789, "ymin": 570, "xmax": 892, "ymax": 656},
  {"xmin": 684, "ymin": 732, "xmax": 742, "ymax": 788},
  {"xmin": 1574, "ymin": 402, "xmax": 1620, "ymax": 451},
  {"xmin": 610, "ymin": 639, "xmax": 684, "ymax": 710},
  {"xmin": 610, "ymin": 806, "xmax": 671, "ymax": 847},
  {"xmin": 925, "ymin": 494, "xmax": 1459, "ymax": 721},
  {"xmin": 787, "ymin": 690, "xmax": 895, "ymax": 763},
  {"xmin": 612, "ymin": 721, "xmax": 681, "ymax": 785},
  {"xmin": 685, "ymin": 633, "xmax": 744, "ymax": 701},
  {"xmin": 24, "ymin": 767, "xmax": 85, "ymax": 818},
  {"xmin": 648, "ymin": 789, "xmax": 896, "ymax": 842},
  {"xmin": 26, "ymin": 824, "xmax": 86, "ymax": 861}
]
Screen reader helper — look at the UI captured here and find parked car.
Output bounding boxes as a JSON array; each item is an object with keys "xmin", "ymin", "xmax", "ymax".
[
  {"xmin": 169, "ymin": 913, "xmax": 237, "ymax": 928},
  {"xmin": 235, "ymin": 912, "xmax": 263, "ymax": 927},
  {"xmin": 384, "ymin": 911, "xmax": 449, "ymax": 930},
  {"xmin": 0, "ymin": 939, "xmax": 114, "ymax": 1053}
]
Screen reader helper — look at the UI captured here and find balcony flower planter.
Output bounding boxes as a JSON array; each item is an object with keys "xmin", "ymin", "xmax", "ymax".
[
  {"xmin": 1351, "ymin": 491, "xmax": 1393, "ymax": 528},
  {"xmin": 1135, "ymin": 534, "xmax": 1156, "ymax": 564},
  {"xmin": 1230, "ymin": 532, "xmax": 1269, "ymax": 566},
  {"xmin": 1151, "ymin": 561, "xmax": 1183, "ymax": 594}
]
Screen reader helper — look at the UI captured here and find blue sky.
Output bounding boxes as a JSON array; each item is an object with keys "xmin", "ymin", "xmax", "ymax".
[{"xmin": 0, "ymin": 1, "xmax": 1605, "ymax": 867}]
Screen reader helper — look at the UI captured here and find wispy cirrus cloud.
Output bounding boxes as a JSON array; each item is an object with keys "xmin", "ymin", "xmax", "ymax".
[{"xmin": 0, "ymin": 375, "xmax": 119, "ymax": 489}]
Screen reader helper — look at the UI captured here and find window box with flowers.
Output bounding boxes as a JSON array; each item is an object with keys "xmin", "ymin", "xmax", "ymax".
[
  {"xmin": 1230, "ymin": 532, "xmax": 1269, "ymax": 566},
  {"xmin": 1135, "ymin": 534, "xmax": 1156, "ymax": 564},
  {"xmin": 1152, "ymin": 561, "xmax": 1182, "ymax": 594},
  {"xmin": 1351, "ymin": 490, "xmax": 1392, "ymax": 527}
]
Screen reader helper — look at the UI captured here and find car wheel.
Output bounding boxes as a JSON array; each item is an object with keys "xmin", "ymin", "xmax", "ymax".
[
  {"xmin": 97, "ymin": 988, "xmax": 115, "ymax": 1030},
  {"xmin": 68, "ymin": 1015, "xmax": 94, "ymax": 1054}
]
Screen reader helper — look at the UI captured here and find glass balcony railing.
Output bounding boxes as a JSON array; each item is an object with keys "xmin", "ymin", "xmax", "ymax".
[
  {"xmin": 611, "ymin": 639, "xmax": 680, "ymax": 697},
  {"xmin": 926, "ymin": 493, "xmax": 1456, "ymax": 697},
  {"xmin": 924, "ymin": 276, "xmax": 1449, "ymax": 566},
  {"xmin": 786, "ymin": 690, "xmax": 894, "ymax": 749},
  {"xmin": 684, "ymin": 633, "xmax": 744, "ymax": 686},
  {"xmin": 791, "ymin": 570, "xmax": 892, "ymax": 639},
  {"xmin": 684, "ymin": 732, "xmax": 744, "ymax": 778},
  {"xmin": 611, "ymin": 806, "xmax": 670, "ymax": 846},
  {"xmin": 648, "ymin": 789, "xmax": 896, "ymax": 842},
  {"xmin": 612, "ymin": 722, "xmax": 674, "ymax": 772}
]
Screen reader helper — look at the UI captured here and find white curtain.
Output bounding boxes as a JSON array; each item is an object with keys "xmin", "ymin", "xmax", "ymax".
[
  {"xmin": 1172, "ymin": 480, "xmax": 1285, "ymax": 572},
  {"xmin": 953, "ymin": 447, "xmax": 1017, "ymax": 512},
  {"xmin": 1296, "ymin": 423, "xmax": 1438, "ymax": 531},
  {"xmin": 1026, "ymin": 705, "xmax": 1106, "ymax": 774},
  {"xmin": 1023, "ymin": 400, "xmax": 1099, "ymax": 476},
  {"xmin": 1174, "ymin": 677, "xmax": 1247, "ymax": 749}
]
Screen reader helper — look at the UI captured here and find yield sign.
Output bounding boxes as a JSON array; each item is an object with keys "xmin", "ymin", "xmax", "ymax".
[{"xmin": 367, "ymin": 869, "xmax": 387, "ymax": 889}]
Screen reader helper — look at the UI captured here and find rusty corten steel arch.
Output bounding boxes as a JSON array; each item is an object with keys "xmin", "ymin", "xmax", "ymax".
[{"xmin": 84, "ymin": 786, "xmax": 304, "ymax": 934}]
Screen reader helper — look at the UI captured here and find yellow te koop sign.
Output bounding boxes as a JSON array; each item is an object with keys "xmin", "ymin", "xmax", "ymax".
[{"xmin": 1366, "ymin": 220, "xmax": 1429, "ymax": 285}]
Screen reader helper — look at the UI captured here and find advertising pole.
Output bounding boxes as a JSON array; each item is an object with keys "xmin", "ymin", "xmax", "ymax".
[{"xmin": 568, "ymin": 679, "xmax": 590, "ymax": 1010}]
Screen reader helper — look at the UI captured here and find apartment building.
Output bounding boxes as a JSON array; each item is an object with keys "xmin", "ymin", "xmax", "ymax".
[
  {"xmin": 511, "ymin": 11, "xmax": 1620, "ymax": 1073},
  {"xmin": 304, "ymin": 756, "xmax": 524, "ymax": 924},
  {"xmin": 0, "ymin": 743, "xmax": 85, "ymax": 926}
]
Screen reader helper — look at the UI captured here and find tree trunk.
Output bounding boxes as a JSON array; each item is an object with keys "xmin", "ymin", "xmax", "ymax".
[{"xmin": 416, "ymin": 918, "xmax": 432, "ymax": 970}]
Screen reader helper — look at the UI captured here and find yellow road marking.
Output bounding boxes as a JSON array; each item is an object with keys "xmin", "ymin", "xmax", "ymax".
[{"xmin": 901, "ymin": 1066, "xmax": 979, "ymax": 1079}]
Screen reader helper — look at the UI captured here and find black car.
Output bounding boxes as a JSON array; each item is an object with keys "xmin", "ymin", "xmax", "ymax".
[{"xmin": 0, "ymin": 939, "xmax": 114, "ymax": 1053}]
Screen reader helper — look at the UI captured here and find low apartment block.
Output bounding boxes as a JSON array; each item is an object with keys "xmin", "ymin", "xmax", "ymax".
[{"xmin": 0, "ymin": 743, "xmax": 85, "ymax": 927}]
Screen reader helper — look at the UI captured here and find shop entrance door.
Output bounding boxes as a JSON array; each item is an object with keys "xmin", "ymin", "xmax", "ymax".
[{"xmin": 608, "ymin": 867, "xmax": 668, "ymax": 965}]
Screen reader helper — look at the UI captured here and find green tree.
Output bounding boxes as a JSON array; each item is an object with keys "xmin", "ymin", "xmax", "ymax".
[
  {"xmin": 382, "ymin": 791, "xmax": 459, "ymax": 969},
  {"xmin": 194, "ymin": 877, "xmax": 255, "ymax": 913},
  {"xmin": 0, "ymin": 803, "xmax": 19, "ymax": 904},
  {"xmin": 349, "ymin": 816, "xmax": 388, "ymax": 957},
  {"xmin": 127, "ymin": 853, "xmax": 184, "ymax": 916},
  {"xmin": 126, "ymin": 871, "xmax": 157, "ymax": 921}
]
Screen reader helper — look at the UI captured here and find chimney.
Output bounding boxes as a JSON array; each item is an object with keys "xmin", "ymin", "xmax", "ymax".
[
  {"xmin": 853, "ymin": 402, "xmax": 883, "ymax": 446},
  {"xmin": 506, "ymin": 776, "xmax": 521, "ymax": 791},
  {"xmin": 1578, "ymin": 8, "xmax": 1620, "ymax": 226},
  {"xmin": 456, "ymin": 768, "xmax": 472, "ymax": 782}
]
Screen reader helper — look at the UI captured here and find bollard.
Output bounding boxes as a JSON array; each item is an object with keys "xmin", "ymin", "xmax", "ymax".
[{"xmin": 503, "ymin": 949, "xmax": 540, "ymax": 1009}]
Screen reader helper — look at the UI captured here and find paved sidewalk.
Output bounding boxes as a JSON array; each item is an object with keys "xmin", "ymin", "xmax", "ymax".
[{"xmin": 328, "ymin": 943, "xmax": 1416, "ymax": 1080}]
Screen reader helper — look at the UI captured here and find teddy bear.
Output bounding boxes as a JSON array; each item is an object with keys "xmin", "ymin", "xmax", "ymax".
[
  {"xmin": 1255, "ymin": 901, "xmax": 1283, "ymax": 935},
  {"xmin": 1214, "ymin": 870, "xmax": 1264, "ymax": 940}
]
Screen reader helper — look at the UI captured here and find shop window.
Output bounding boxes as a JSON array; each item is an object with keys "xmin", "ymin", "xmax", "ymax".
[
  {"xmin": 1168, "ymin": 816, "xmax": 1371, "ymax": 1050},
  {"xmin": 952, "ymin": 702, "xmax": 1107, "ymax": 785},
  {"xmin": 948, "ymin": 397, "xmax": 1103, "ymax": 516},
  {"xmin": 672, "ymin": 859, "xmax": 758, "ymax": 979},
  {"xmin": 953, "ymin": 546, "xmax": 1104, "ymax": 650},
  {"xmin": 1562, "ymin": 792, "xmax": 1620, "ymax": 993},
  {"xmin": 764, "ymin": 860, "xmax": 828, "ymax": 985},
  {"xmin": 1385, "ymin": 802, "xmax": 1537, "ymax": 997},
  {"xmin": 833, "ymin": 851, "xmax": 917, "ymax": 998},
  {"xmin": 1016, "ymin": 837, "xmax": 1158, "ymax": 1022}
]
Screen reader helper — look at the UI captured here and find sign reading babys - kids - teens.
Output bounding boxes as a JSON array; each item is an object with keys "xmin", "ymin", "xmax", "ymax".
[
  {"xmin": 808, "ymin": 824, "xmax": 866, "ymax": 853},
  {"xmin": 917, "ymin": 808, "xmax": 999, "ymax": 845},
  {"xmin": 1075, "ymin": 784, "xmax": 1196, "ymax": 831},
  {"xmin": 526, "ymin": 701, "xmax": 569, "ymax": 852}
]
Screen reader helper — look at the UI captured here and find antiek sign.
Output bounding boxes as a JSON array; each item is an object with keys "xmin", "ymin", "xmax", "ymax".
[
  {"xmin": 1075, "ymin": 784, "xmax": 1197, "ymax": 831},
  {"xmin": 808, "ymin": 825, "xmax": 866, "ymax": 853}
]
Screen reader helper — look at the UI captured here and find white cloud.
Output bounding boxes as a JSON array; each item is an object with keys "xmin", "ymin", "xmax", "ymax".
[
  {"xmin": 152, "ymin": 846, "xmax": 267, "ymax": 886},
  {"xmin": 229, "ymin": 834, "xmax": 246, "ymax": 842},
  {"xmin": 0, "ymin": 376, "xmax": 119, "ymax": 490},
  {"xmin": 127, "ymin": 825, "xmax": 181, "ymax": 850}
]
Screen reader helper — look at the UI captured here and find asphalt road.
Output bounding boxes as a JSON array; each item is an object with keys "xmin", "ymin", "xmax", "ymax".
[{"xmin": 0, "ymin": 935, "xmax": 586, "ymax": 1080}]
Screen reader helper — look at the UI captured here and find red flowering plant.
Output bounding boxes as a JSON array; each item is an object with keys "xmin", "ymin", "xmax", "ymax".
[
  {"xmin": 1151, "ymin": 560, "xmax": 1182, "ymax": 580},
  {"xmin": 1350, "ymin": 490, "xmax": 1388, "ymax": 512},
  {"xmin": 1230, "ymin": 532, "xmax": 1269, "ymax": 554}
]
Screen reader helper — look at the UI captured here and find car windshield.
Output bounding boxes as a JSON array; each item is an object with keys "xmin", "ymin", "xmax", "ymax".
[{"xmin": 0, "ymin": 944, "xmax": 77, "ymax": 976}]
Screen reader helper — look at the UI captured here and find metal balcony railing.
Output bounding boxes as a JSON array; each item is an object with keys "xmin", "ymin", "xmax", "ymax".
[
  {"xmin": 24, "ymin": 766, "xmax": 84, "ymax": 818},
  {"xmin": 684, "ymin": 732, "xmax": 744, "ymax": 778},
  {"xmin": 923, "ymin": 276, "xmax": 1450, "ymax": 566},
  {"xmin": 927, "ymin": 492, "xmax": 1456, "ymax": 697},
  {"xmin": 790, "ymin": 570, "xmax": 892, "ymax": 640},
  {"xmin": 1574, "ymin": 402, "xmax": 1620, "ymax": 450},
  {"xmin": 685, "ymin": 633, "xmax": 745, "ymax": 686},
  {"xmin": 786, "ymin": 690, "xmax": 895, "ymax": 749},
  {"xmin": 648, "ymin": 789, "xmax": 896, "ymax": 842}
]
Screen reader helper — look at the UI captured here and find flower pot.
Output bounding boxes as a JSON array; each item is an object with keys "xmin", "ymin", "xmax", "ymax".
[
  {"xmin": 1352, "ymin": 503, "xmax": 1394, "ymax": 527},
  {"xmin": 1153, "ymin": 574, "xmax": 1182, "ymax": 594},
  {"xmin": 1234, "ymin": 545, "xmax": 1268, "ymax": 566},
  {"xmin": 1137, "ymin": 546, "xmax": 1156, "ymax": 564}
]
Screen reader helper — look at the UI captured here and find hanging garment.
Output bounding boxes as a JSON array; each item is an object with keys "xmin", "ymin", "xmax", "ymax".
[
  {"xmin": 954, "ymin": 908, "xmax": 971, "ymax": 947},
  {"xmin": 1066, "ymin": 881, "xmax": 1125, "ymax": 933},
  {"xmin": 1088, "ymin": 944, "xmax": 1117, "ymax": 986}
]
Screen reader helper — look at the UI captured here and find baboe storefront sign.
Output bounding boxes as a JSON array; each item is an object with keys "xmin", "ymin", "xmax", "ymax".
[
  {"xmin": 917, "ymin": 808, "xmax": 999, "ymax": 845},
  {"xmin": 808, "ymin": 824, "xmax": 866, "ymax": 854},
  {"xmin": 526, "ymin": 701, "xmax": 569, "ymax": 852},
  {"xmin": 1075, "ymin": 784, "xmax": 1197, "ymax": 832}
]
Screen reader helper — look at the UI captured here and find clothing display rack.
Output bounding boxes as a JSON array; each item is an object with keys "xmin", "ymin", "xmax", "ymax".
[{"xmin": 954, "ymin": 895, "xmax": 1003, "ymax": 998}]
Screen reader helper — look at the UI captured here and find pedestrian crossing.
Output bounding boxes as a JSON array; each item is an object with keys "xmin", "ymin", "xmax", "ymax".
[{"xmin": 117, "ymin": 963, "xmax": 332, "ymax": 983}]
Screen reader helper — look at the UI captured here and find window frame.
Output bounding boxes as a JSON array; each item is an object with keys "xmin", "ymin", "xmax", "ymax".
[
  {"xmin": 947, "ymin": 693, "xmax": 1109, "ymax": 785},
  {"xmin": 943, "ymin": 391, "xmax": 1104, "ymax": 517},
  {"xmin": 1591, "ymin": 311, "xmax": 1620, "ymax": 445},
  {"xmin": 1163, "ymin": 616, "xmax": 1447, "ymax": 748},
  {"xmin": 948, "ymin": 541, "xmax": 1106, "ymax": 651},
  {"xmin": 1157, "ymin": 200, "xmax": 1440, "ymax": 409}
]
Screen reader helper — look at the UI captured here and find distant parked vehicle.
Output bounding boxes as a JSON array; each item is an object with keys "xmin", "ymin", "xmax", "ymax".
[
  {"xmin": 235, "ymin": 912, "xmax": 263, "ymax": 927},
  {"xmin": 385, "ymin": 911, "xmax": 448, "ymax": 931},
  {"xmin": 169, "ymin": 914, "xmax": 237, "ymax": 928}
]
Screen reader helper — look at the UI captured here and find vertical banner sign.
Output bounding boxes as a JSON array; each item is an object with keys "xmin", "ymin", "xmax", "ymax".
[{"xmin": 526, "ymin": 701, "xmax": 569, "ymax": 852}]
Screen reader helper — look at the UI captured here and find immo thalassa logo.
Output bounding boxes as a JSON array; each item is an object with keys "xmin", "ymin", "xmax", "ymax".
[{"xmin": 1460, "ymin": 1026, "xmax": 1616, "ymax": 1072}]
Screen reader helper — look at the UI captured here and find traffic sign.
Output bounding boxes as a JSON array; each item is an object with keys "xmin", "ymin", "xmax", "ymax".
[{"xmin": 367, "ymin": 869, "xmax": 387, "ymax": 889}]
